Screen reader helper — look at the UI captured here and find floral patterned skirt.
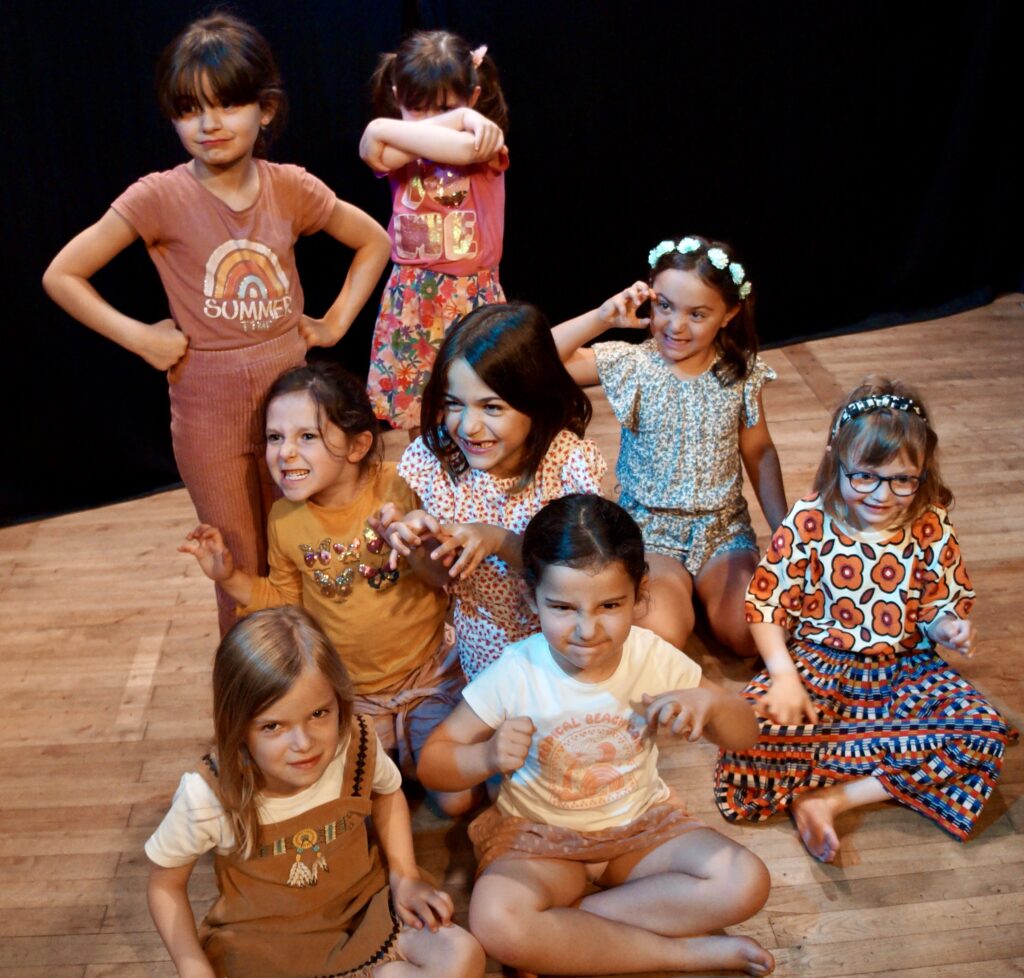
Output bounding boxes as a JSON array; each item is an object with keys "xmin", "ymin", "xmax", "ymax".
[
  {"xmin": 714, "ymin": 640, "xmax": 1013, "ymax": 840},
  {"xmin": 366, "ymin": 264, "xmax": 504, "ymax": 430}
]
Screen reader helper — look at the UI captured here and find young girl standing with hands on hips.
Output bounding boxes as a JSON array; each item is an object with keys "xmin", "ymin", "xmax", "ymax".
[
  {"xmin": 715, "ymin": 379, "xmax": 1013, "ymax": 863},
  {"xmin": 146, "ymin": 606, "xmax": 484, "ymax": 978},
  {"xmin": 418, "ymin": 495, "xmax": 774, "ymax": 978},
  {"xmin": 43, "ymin": 14, "xmax": 390, "ymax": 635},
  {"xmin": 179, "ymin": 362, "xmax": 475, "ymax": 815},
  {"xmin": 383, "ymin": 303, "xmax": 607, "ymax": 681},
  {"xmin": 360, "ymin": 31, "xmax": 509, "ymax": 436},
  {"xmin": 553, "ymin": 236, "xmax": 787, "ymax": 656}
]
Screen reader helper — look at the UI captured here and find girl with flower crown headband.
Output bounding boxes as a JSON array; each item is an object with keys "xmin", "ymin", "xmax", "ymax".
[
  {"xmin": 714, "ymin": 377, "xmax": 1012, "ymax": 862},
  {"xmin": 553, "ymin": 235, "xmax": 787, "ymax": 657}
]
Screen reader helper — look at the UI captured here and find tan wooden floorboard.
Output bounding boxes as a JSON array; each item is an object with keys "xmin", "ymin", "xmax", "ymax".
[{"xmin": 0, "ymin": 295, "xmax": 1021, "ymax": 976}]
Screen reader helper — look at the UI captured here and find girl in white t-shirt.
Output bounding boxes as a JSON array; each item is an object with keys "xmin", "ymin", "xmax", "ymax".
[
  {"xmin": 418, "ymin": 495, "xmax": 774, "ymax": 977},
  {"xmin": 145, "ymin": 606, "xmax": 482, "ymax": 978}
]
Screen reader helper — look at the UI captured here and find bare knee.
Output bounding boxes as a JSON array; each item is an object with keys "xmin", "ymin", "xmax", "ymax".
[
  {"xmin": 722, "ymin": 849, "xmax": 771, "ymax": 923},
  {"xmin": 431, "ymin": 787, "xmax": 481, "ymax": 818},
  {"xmin": 708, "ymin": 616, "xmax": 758, "ymax": 658},
  {"xmin": 436, "ymin": 925, "xmax": 486, "ymax": 978},
  {"xmin": 640, "ymin": 564, "xmax": 696, "ymax": 650},
  {"xmin": 400, "ymin": 923, "xmax": 485, "ymax": 978},
  {"xmin": 468, "ymin": 889, "xmax": 533, "ymax": 966}
]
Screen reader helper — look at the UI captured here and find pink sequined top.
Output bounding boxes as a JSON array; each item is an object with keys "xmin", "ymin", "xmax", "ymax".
[{"xmin": 398, "ymin": 429, "xmax": 607, "ymax": 679}]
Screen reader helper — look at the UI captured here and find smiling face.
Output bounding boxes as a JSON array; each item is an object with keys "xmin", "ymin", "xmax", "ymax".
[
  {"xmin": 265, "ymin": 391, "xmax": 369, "ymax": 508},
  {"xmin": 245, "ymin": 665, "xmax": 340, "ymax": 797},
  {"xmin": 443, "ymin": 358, "xmax": 532, "ymax": 479},
  {"xmin": 838, "ymin": 450, "xmax": 922, "ymax": 531},
  {"xmin": 172, "ymin": 73, "xmax": 273, "ymax": 173},
  {"xmin": 649, "ymin": 268, "xmax": 738, "ymax": 377},
  {"xmin": 528, "ymin": 560, "xmax": 638, "ymax": 683}
]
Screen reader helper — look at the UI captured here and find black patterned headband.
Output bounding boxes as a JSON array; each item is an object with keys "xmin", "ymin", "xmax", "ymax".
[{"xmin": 829, "ymin": 394, "xmax": 928, "ymax": 442}]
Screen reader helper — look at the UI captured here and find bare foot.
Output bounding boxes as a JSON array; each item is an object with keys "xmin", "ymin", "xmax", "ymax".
[
  {"xmin": 791, "ymin": 791, "xmax": 841, "ymax": 862},
  {"xmin": 679, "ymin": 935, "xmax": 775, "ymax": 975}
]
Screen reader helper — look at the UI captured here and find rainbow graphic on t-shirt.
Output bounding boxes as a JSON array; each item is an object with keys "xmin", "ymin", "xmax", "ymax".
[{"xmin": 202, "ymin": 239, "xmax": 293, "ymax": 333}]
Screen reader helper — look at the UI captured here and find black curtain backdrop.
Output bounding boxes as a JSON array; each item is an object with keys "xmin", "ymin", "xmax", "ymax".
[{"xmin": 3, "ymin": 1, "xmax": 1021, "ymax": 523}]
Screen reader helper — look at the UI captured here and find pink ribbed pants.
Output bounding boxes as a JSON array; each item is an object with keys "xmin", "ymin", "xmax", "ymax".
[{"xmin": 168, "ymin": 330, "xmax": 306, "ymax": 635}]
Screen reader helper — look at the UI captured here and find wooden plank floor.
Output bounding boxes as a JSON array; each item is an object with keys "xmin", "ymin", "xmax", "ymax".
[{"xmin": 1, "ymin": 295, "xmax": 1021, "ymax": 977}]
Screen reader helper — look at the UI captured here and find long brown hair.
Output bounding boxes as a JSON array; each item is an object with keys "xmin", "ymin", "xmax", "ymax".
[
  {"xmin": 814, "ymin": 377, "xmax": 952, "ymax": 526},
  {"xmin": 211, "ymin": 607, "xmax": 353, "ymax": 858},
  {"xmin": 420, "ymin": 303, "xmax": 592, "ymax": 492}
]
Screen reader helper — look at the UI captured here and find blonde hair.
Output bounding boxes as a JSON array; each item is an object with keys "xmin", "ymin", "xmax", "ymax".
[
  {"xmin": 813, "ymin": 376, "xmax": 952, "ymax": 526},
  {"xmin": 210, "ymin": 607, "xmax": 353, "ymax": 858}
]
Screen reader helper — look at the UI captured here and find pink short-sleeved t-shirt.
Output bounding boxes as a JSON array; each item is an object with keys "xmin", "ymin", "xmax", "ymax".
[
  {"xmin": 112, "ymin": 160, "xmax": 336, "ymax": 350},
  {"xmin": 386, "ymin": 151, "xmax": 507, "ymax": 276}
]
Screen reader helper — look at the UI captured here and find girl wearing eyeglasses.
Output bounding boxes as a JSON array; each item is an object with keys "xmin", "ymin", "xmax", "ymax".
[{"xmin": 714, "ymin": 378, "xmax": 1012, "ymax": 863}]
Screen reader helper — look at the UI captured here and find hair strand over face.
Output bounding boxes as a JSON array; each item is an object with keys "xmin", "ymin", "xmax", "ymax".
[{"xmin": 155, "ymin": 13, "xmax": 286, "ymax": 155}]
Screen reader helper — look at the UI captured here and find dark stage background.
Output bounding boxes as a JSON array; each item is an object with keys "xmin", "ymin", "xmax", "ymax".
[{"xmin": 3, "ymin": 1, "xmax": 1020, "ymax": 523}]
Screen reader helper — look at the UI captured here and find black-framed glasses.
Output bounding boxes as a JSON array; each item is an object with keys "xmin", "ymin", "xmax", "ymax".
[{"xmin": 840, "ymin": 464, "xmax": 922, "ymax": 497}]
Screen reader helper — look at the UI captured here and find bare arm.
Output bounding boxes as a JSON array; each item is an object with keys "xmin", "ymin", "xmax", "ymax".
[
  {"xmin": 739, "ymin": 396, "xmax": 788, "ymax": 530},
  {"xmin": 300, "ymin": 200, "xmax": 391, "ymax": 349},
  {"xmin": 359, "ymin": 108, "xmax": 505, "ymax": 173},
  {"xmin": 372, "ymin": 788, "xmax": 454, "ymax": 930},
  {"xmin": 551, "ymin": 282, "xmax": 653, "ymax": 387},
  {"xmin": 42, "ymin": 209, "xmax": 189, "ymax": 371},
  {"xmin": 418, "ymin": 701, "xmax": 533, "ymax": 791},
  {"xmin": 750, "ymin": 621, "xmax": 818, "ymax": 725},
  {"xmin": 147, "ymin": 860, "xmax": 217, "ymax": 978},
  {"xmin": 642, "ymin": 677, "xmax": 758, "ymax": 752},
  {"xmin": 178, "ymin": 524, "xmax": 256, "ymax": 606}
]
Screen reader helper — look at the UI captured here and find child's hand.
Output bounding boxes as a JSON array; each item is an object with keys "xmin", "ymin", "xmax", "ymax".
[
  {"xmin": 390, "ymin": 873, "xmax": 454, "ymax": 932},
  {"xmin": 460, "ymin": 108, "xmax": 505, "ymax": 158},
  {"xmin": 487, "ymin": 716, "xmax": 534, "ymax": 775},
  {"xmin": 377, "ymin": 509, "xmax": 452, "ymax": 570},
  {"xmin": 298, "ymin": 314, "xmax": 338, "ymax": 350},
  {"xmin": 431, "ymin": 522, "xmax": 503, "ymax": 579},
  {"xmin": 932, "ymin": 616, "xmax": 976, "ymax": 658},
  {"xmin": 757, "ymin": 672, "xmax": 819, "ymax": 726},
  {"xmin": 598, "ymin": 282, "xmax": 652, "ymax": 330},
  {"xmin": 140, "ymin": 318, "xmax": 189, "ymax": 372},
  {"xmin": 642, "ymin": 689, "xmax": 716, "ymax": 740},
  {"xmin": 178, "ymin": 524, "xmax": 235, "ymax": 582}
]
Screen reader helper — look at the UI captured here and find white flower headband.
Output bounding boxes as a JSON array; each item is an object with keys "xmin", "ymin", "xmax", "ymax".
[{"xmin": 647, "ymin": 238, "xmax": 752, "ymax": 299}]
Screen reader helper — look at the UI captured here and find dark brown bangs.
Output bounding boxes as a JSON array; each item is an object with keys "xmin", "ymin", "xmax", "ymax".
[
  {"xmin": 159, "ymin": 49, "xmax": 267, "ymax": 117},
  {"xmin": 154, "ymin": 14, "xmax": 285, "ymax": 146}
]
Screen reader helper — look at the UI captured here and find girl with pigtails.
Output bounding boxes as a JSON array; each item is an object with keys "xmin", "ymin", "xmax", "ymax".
[{"xmin": 360, "ymin": 31, "xmax": 510, "ymax": 437}]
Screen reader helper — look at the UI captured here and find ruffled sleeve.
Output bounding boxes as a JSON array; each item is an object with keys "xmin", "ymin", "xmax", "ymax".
[
  {"xmin": 593, "ymin": 341, "xmax": 647, "ymax": 432},
  {"xmin": 535, "ymin": 430, "xmax": 607, "ymax": 501},
  {"xmin": 740, "ymin": 356, "xmax": 777, "ymax": 428},
  {"xmin": 397, "ymin": 437, "xmax": 457, "ymax": 521}
]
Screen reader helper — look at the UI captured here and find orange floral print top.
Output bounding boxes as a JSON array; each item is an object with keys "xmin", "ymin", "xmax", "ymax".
[{"xmin": 746, "ymin": 495, "xmax": 974, "ymax": 654}]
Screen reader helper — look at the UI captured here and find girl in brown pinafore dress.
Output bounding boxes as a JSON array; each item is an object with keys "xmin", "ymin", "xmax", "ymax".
[{"xmin": 145, "ymin": 607, "xmax": 483, "ymax": 978}]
